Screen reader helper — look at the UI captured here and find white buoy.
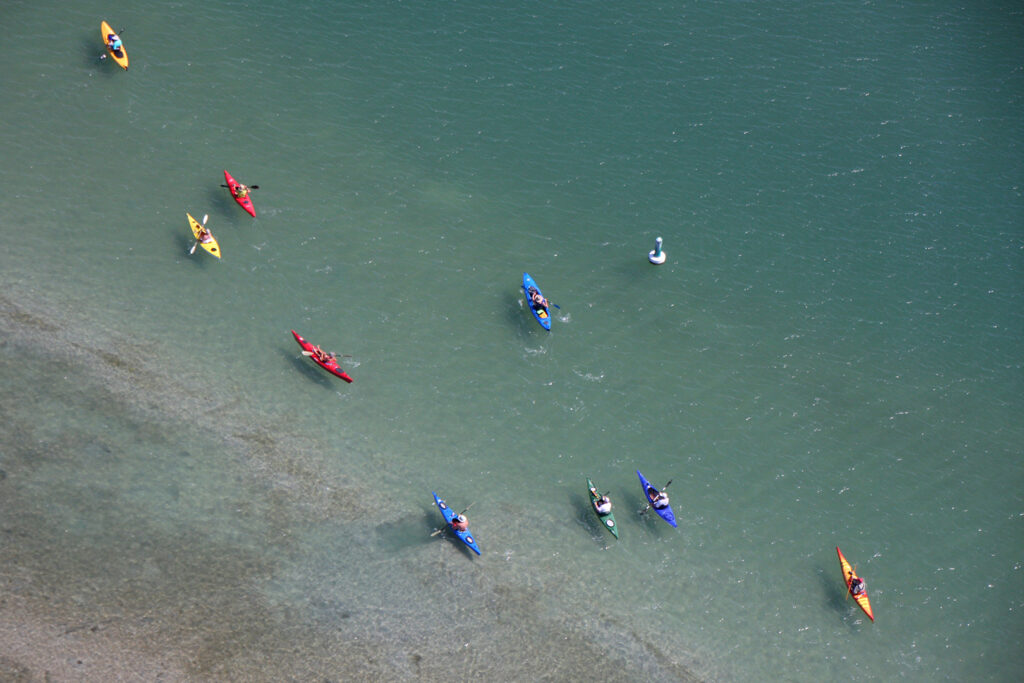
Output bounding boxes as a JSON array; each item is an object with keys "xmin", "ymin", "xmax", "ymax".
[{"xmin": 648, "ymin": 236, "xmax": 666, "ymax": 265}]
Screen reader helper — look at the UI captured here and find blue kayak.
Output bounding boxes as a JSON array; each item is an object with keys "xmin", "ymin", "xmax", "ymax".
[
  {"xmin": 522, "ymin": 272, "xmax": 552, "ymax": 330},
  {"xmin": 433, "ymin": 492, "xmax": 481, "ymax": 555},
  {"xmin": 637, "ymin": 470, "xmax": 677, "ymax": 527}
]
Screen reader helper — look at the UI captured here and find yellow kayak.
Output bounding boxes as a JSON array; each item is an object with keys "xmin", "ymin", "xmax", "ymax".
[
  {"xmin": 100, "ymin": 21, "xmax": 128, "ymax": 70},
  {"xmin": 188, "ymin": 213, "xmax": 221, "ymax": 259},
  {"xmin": 837, "ymin": 546, "xmax": 874, "ymax": 622}
]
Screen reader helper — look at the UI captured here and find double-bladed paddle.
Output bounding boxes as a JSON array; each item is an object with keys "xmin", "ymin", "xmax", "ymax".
[{"xmin": 188, "ymin": 214, "xmax": 209, "ymax": 255}]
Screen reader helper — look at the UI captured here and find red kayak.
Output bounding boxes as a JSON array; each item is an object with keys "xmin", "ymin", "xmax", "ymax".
[
  {"xmin": 224, "ymin": 169, "xmax": 256, "ymax": 217},
  {"xmin": 291, "ymin": 330, "xmax": 353, "ymax": 383}
]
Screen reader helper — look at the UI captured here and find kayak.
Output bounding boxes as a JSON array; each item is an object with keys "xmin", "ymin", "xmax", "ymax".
[
  {"xmin": 587, "ymin": 477, "xmax": 618, "ymax": 539},
  {"xmin": 291, "ymin": 330, "xmax": 353, "ymax": 383},
  {"xmin": 837, "ymin": 546, "xmax": 874, "ymax": 621},
  {"xmin": 433, "ymin": 492, "xmax": 481, "ymax": 555},
  {"xmin": 187, "ymin": 213, "xmax": 221, "ymax": 259},
  {"xmin": 522, "ymin": 272, "xmax": 551, "ymax": 330},
  {"xmin": 100, "ymin": 21, "xmax": 128, "ymax": 70},
  {"xmin": 224, "ymin": 169, "xmax": 255, "ymax": 217},
  {"xmin": 637, "ymin": 470, "xmax": 677, "ymax": 527}
]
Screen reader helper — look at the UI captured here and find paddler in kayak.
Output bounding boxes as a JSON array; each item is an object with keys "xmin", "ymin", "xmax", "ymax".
[
  {"xmin": 196, "ymin": 225, "xmax": 215, "ymax": 244},
  {"xmin": 648, "ymin": 487, "xmax": 670, "ymax": 510},
  {"xmin": 106, "ymin": 32, "xmax": 123, "ymax": 55},
  {"xmin": 312, "ymin": 345, "xmax": 336, "ymax": 363},
  {"xmin": 232, "ymin": 182, "xmax": 250, "ymax": 199},
  {"xmin": 528, "ymin": 287, "xmax": 549, "ymax": 312},
  {"xmin": 589, "ymin": 484, "xmax": 612, "ymax": 512},
  {"xmin": 451, "ymin": 514, "xmax": 469, "ymax": 532},
  {"xmin": 849, "ymin": 576, "xmax": 866, "ymax": 596}
]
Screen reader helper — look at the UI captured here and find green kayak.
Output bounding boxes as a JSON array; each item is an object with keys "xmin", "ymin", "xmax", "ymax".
[{"xmin": 587, "ymin": 477, "xmax": 618, "ymax": 539}]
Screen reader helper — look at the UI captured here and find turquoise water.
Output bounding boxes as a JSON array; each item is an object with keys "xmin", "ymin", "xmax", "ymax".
[{"xmin": 1, "ymin": 0, "xmax": 1022, "ymax": 680}]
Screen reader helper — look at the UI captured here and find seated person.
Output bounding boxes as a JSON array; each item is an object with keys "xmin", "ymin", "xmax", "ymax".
[
  {"xmin": 529, "ymin": 287, "xmax": 548, "ymax": 310},
  {"xmin": 650, "ymin": 488, "xmax": 670, "ymax": 509}
]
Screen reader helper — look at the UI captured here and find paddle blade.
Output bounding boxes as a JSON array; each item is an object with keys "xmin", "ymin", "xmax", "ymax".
[
  {"xmin": 202, "ymin": 214, "xmax": 208, "ymax": 226},
  {"xmin": 189, "ymin": 242, "xmax": 197, "ymax": 254}
]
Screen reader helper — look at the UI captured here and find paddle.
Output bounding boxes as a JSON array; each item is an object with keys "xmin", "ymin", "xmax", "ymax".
[
  {"xmin": 221, "ymin": 184, "xmax": 260, "ymax": 190},
  {"xmin": 189, "ymin": 214, "xmax": 209, "ymax": 254},
  {"xmin": 641, "ymin": 479, "xmax": 673, "ymax": 514},
  {"xmin": 430, "ymin": 502, "xmax": 475, "ymax": 536}
]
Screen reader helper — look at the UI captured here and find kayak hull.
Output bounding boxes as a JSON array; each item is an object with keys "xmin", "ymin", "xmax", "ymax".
[
  {"xmin": 638, "ymin": 470, "xmax": 677, "ymax": 527},
  {"xmin": 587, "ymin": 477, "xmax": 618, "ymax": 538},
  {"xmin": 522, "ymin": 273, "xmax": 551, "ymax": 330},
  {"xmin": 837, "ymin": 546, "xmax": 874, "ymax": 621},
  {"xmin": 224, "ymin": 169, "xmax": 256, "ymax": 217},
  {"xmin": 433, "ymin": 492, "xmax": 481, "ymax": 555},
  {"xmin": 291, "ymin": 330, "xmax": 353, "ymax": 383},
  {"xmin": 187, "ymin": 213, "xmax": 221, "ymax": 259},
  {"xmin": 100, "ymin": 21, "xmax": 128, "ymax": 69}
]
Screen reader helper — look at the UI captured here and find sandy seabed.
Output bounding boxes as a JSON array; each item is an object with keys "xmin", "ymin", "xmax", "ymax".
[{"xmin": 0, "ymin": 296, "xmax": 704, "ymax": 682}]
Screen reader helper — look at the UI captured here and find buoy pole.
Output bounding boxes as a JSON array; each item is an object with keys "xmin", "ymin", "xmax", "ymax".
[{"xmin": 648, "ymin": 236, "xmax": 666, "ymax": 265}]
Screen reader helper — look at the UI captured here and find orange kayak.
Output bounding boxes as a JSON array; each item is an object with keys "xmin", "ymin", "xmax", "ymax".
[
  {"xmin": 837, "ymin": 546, "xmax": 874, "ymax": 621},
  {"xmin": 100, "ymin": 21, "xmax": 128, "ymax": 70}
]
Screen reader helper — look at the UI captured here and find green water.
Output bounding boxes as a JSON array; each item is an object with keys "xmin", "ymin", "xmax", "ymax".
[{"xmin": 1, "ymin": 1, "xmax": 1021, "ymax": 680}]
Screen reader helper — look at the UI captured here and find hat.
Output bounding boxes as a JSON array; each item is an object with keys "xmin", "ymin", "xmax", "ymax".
[{"xmin": 457, "ymin": 514, "xmax": 467, "ymax": 523}]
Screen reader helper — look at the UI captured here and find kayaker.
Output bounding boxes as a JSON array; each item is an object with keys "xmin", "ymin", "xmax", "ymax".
[
  {"xmin": 451, "ymin": 514, "xmax": 469, "ymax": 532},
  {"xmin": 529, "ymin": 287, "xmax": 548, "ymax": 310},
  {"xmin": 233, "ymin": 183, "xmax": 249, "ymax": 199},
  {"xmin": 594, "ymin": 494, "xmax": 612, "ymax": 516},
  {"xmin": 313, "ymin": 346, "xmax": 335, "ymax": 363},
  {"xmin": 849, "ymin": 576, "xmax": 866, "ymax": 596},
  {"xmin": 107, "ymin": 33, "xmax": 123, "ymax": 53},
  {"xmin": 197, "ymin": 226, "xmax": 214, "ymax": 243},
  {"xmin": 650, "ymin": 488, "xmax": 670, "ymax": 509}
]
